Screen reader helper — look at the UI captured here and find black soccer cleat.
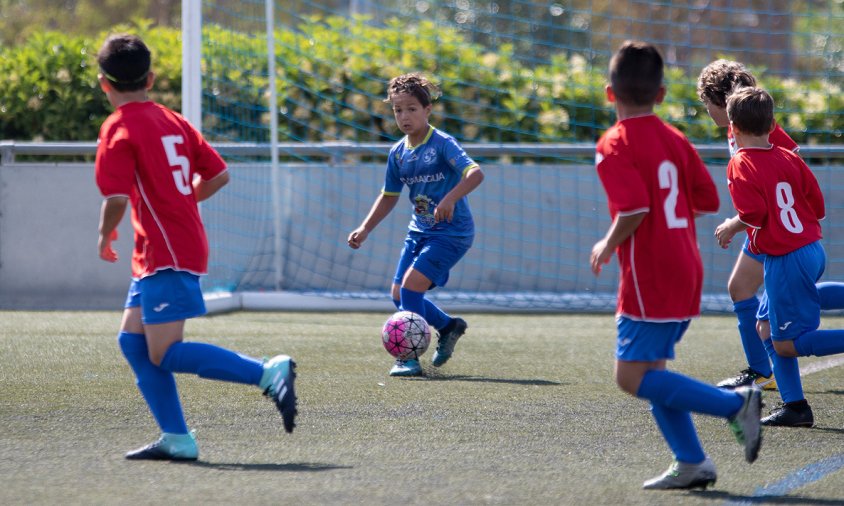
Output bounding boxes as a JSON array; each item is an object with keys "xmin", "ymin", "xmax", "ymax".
[
  {"xmin": 717, "ymin": 368, "xmax": 777, "ymax": 391},
  {"xmin": 761, "ymin": 402, "xmax": 814, "ymax": 428},
  {"xmin": 431, "ymin": 318, "xmax": 468, "ymax": 367}
]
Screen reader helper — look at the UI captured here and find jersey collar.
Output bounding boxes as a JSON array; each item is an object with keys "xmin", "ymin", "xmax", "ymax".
[{"xmin": 405, "ymin": 125, "xmax": 434, "ymax": 150}]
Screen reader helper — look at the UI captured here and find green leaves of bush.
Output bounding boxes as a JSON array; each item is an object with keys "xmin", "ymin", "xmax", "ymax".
[{"xmin": 1, "ymin": 17, "xmax": 840, "ymax": 145}]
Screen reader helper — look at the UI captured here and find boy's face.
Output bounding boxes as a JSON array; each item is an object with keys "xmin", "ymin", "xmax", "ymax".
[
  {"xmin": 391, "ymin": 92, "xmax": 431, "ymax": 140},
  {"xmin": 704, "ymin": 100, "xmax": 730, "ymax": 128}
]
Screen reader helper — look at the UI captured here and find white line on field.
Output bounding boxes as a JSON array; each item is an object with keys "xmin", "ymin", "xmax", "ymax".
[{"xmin": 800, "ymin": 355, "xmax": 844, "ymax": 377}]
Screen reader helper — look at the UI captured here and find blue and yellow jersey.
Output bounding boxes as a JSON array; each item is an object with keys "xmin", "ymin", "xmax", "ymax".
[{"xmin": 383, "ymin": 126, "xmax": 477, "ymax": 237}]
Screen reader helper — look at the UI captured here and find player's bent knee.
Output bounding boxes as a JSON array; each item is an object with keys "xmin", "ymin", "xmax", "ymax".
[
  {"xmin": 772, "ymin": 340, "xmax": 799, "ymax": 358},
  {"xmin": 614, "ymin": 372, "xmax": 640, "ymax": 396}
]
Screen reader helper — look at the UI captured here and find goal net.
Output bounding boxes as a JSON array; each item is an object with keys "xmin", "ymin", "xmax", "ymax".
[{"xmin": 189, "ymin": 0, "xmax": 844, "ymax": 312}]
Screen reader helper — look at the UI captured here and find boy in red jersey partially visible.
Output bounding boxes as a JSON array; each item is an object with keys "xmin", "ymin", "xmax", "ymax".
[
  {"xmin": 716, "ymin": 87, "xmax": 844, "ymax": 429},
  {"xmin": 591, "ymin": 41, "xmax": 762, "ymax": 490},
  {"xmin": 95, "ymin": 34, "xmax": 297, "ymax": 461},
  {"xmin": 699, "ymin": 60, "xmax": 844, "ymax": 426}
]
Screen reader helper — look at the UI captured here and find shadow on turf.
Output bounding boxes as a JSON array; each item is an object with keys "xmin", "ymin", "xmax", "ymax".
[
  {"xmin": 176, "ymin": 461, "xmax": 352, "ymax": 472},
  {"xmin": 398, "ymin": 373, "xmax": 564, "ymax": 386},
  {"xmin": 689, "ymin": 490, "xmax": 844, "ymax": 504}
]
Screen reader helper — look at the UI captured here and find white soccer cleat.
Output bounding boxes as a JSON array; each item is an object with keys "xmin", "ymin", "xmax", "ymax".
[
  {"xmin": 642, "ymin": 458, "xmax": 717, "ymax": 490},
  {"xmin": 728, "ymin": 386, "xmax": 763, "ymax": 463}
]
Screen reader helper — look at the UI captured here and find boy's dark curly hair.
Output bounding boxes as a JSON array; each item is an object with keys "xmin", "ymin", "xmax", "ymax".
[
  {"xmin": 384, "ymin": 73, "xmax": 441, "ymax": 107},
  {"xmin": 697, "ymin": 59, "xmax": 757, "ymax": 108}
]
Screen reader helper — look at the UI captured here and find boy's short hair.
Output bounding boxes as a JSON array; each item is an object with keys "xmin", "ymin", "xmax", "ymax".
[
  {"xmin": 726, "ymin": 87, "xmax": 774, "ymax": 136},
  {"xmin": 97, "ymin": 34, "xmax": 151, "ymax": 92},
  {"xmin": 384, "ymin": 73, "xmax": 441, "ymax": 107},
  {"xmin": 697, "ymin": 59, "xmax": 756, "ymax": 108},
  {"xmin": 608, "ymin": 41, "xmax": 663, "ymax": 107}
]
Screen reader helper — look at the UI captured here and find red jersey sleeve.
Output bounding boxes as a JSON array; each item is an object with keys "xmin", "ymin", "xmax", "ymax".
[
  {"xmin": 182, "ymin": 117, "xmax": 227, "ymax": 181},
  {"xmin": 596, "ymin": 137, "xmax": 649, "ymax": 217},
  {"xmin": 727, "ymin": 157, "xmax": 767, "ymax": 229},
  {"xmin": 95, "ymin": 121, "xmax": 136, "ymax": 197},
  {"xmin": 799, "ymin": 157, "xmax": 825, "ymax": 220},
  {"xmin": 770, "ymin": 123, "xmax": 799, "ymax": 152},
  {"xmin": 685, "ymin": 141, "xmax": 720, "ymax": 215}
]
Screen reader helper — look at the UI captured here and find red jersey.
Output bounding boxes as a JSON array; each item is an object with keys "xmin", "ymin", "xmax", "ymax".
[
  {"xmin": 727, "ymin": 122, "xmax": 797, "ymax": 158},
  {"xmin": 728, "ymin": 146, "xmax": 824, "ymax": 256},
  {"xmin": 596, "ymin": 115, "xmax": 719, "ymax": 321},
  {"xmin": 95, "ymin": 101, "xmax": 227, "ymax": 278}
]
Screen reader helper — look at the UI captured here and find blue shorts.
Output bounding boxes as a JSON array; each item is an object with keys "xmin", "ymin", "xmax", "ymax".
[
  {"xmin": 765, "ymin": 241, "xmax": 824, "ymax": 341},
  {"xmin": 616, "ymin": 317, "xmax": 690, "ymax": 362},
  {"xmin": 393, "ymin": 233, "xmax": 473, "ymax": 288},
  {"xmin": 124, "ymin": 269, "xmax": 207, "ymax": 325}
]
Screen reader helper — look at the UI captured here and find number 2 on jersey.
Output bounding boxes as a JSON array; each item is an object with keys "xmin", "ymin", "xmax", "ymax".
[
  {"xmin": 162, "ymin": 135, "xmax": 192, "ymax": 196},
  {"xmin": 658, "ymin": 161, "xmax": 688, "ymax": 229}
]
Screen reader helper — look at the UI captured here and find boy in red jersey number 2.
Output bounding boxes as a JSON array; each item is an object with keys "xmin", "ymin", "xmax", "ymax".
[
  {"xmin": 95, "ymin": 34, "xmax": 297, "ymax": 460},
  {"xmin": 591, "ymin": 41, "xmax": 762, "ymax": 490}
]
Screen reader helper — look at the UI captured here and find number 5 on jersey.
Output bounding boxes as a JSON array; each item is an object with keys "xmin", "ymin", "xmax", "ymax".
[{"xmin": 162, "ymin": 135, "xmax": 192, "ymax": 196}]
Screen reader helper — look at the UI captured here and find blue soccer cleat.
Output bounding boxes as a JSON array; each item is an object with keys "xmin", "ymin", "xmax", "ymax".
[
  {"xmin": 389, "ymin": 358, "xmax": 422, "ymax": 377},
  {"xmin": 125, "ymin": 431, "xmax": 198, "ymax": 461},
  {"xmin": 260, "ymin": 355, "xmax": 298, "ymax": 433},
  {"xmin": 431, "ymin": 318, "xmax": 468, "ymax": 367}
]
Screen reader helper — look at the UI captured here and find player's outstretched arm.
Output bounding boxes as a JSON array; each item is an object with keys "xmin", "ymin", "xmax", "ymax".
[
  {"xmin": 348, "ymin": 194, "xmax": 399, "ymax": 249},
  {"xmin": 98, "ymin": 196, "xmax": 128, "ymax": 263}
]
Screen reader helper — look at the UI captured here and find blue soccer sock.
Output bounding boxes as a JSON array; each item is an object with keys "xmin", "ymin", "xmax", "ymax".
[
  {"xmin": 637, "ymin": 369, "xmax": 743, "ymax": 419},
  {"xmin": 159, "ymin": 342, "xmax": 264, "ymax": 385},
  {"xmin": 649, "ymin": 402, "xmax": 706, "ymax": 464},
  {"xmin": 818, "ymin": 282, "xmax": 844, "ymax": 311},
  {"xmin": 763, "ymin": 338, "xmax": 805, "ymax": 403},
  {"xmin": 793, "ymin": 329, "xmax": 844, "ymax": 357},
  {"xmin": 734, "ymin": 296, "xmax": 771, "ymax": 377},
  {"xmin": 423, "ymin": 299, "xmax": 450, "ymax": 330},
  {"xmin": 399, "ymin": 287, "xmax": 426, "ymax": 318},
  {"xmin": 117, "ymin": 332, "xmax": 188, "ymax": 434}
]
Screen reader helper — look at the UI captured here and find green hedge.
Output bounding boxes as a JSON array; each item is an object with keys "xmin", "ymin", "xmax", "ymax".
[{"xmin": 1, "ymin": 18, "xmax": 841, "ymax": 145}]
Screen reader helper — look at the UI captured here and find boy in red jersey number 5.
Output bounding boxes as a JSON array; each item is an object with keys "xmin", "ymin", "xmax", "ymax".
[
  {"xmin": 95, "ymin": 34, "xmax": 297, "ymax": 460},
  {"xmin": 591, "ymin": 41, "xmax": 761, "ymax": 490}
]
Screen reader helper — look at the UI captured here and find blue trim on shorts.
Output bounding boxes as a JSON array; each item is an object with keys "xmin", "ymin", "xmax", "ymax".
[
  {"xmin": 124, "ymin": 269, "xmax": 206, "ymax": 324},
  {"xmin": 616, "ymin": 317, "xmax": 690, "ymax": 361},
  {"xmin": 393, "ymin": 232, "xmax": 473, "ymax": 288},
  {"xmin": 742, "ymin": 235, "xmax": 766, "ymax": 264}
]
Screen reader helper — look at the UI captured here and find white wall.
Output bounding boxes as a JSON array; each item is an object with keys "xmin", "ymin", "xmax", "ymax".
[{"xmin": 0, "ymin": 164, "xmax": 133, "ymax": 309}]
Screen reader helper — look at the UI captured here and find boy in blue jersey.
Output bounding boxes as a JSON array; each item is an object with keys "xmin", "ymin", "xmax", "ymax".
[{"xmin": 348, "ymin": 73, "xmax": 484, "ymax": 377}]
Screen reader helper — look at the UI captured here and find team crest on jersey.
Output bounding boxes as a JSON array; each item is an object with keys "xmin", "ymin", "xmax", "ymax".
[
  {"xmin": 414, "ymin": 194, "xmax": 436, "ymax": 228},
  {"xmin": 422, "ymin": 147, "xmax": 437, "ymax": 165}
]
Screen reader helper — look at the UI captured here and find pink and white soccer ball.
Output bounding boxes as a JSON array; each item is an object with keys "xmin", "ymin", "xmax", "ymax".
[{"xmin": 381, "ymin": 311, "xmax": 431, "ymax": 360}]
